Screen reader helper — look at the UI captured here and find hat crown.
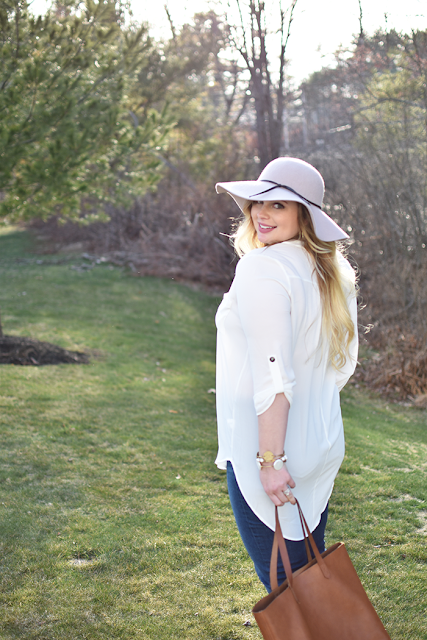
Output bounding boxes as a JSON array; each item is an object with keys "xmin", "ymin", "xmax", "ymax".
[{"xmin": 259, "ymin": 157, "xmax": 324, "ymax": 207}]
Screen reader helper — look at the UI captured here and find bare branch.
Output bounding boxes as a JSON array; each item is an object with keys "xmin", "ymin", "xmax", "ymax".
[
  {"xmin": 164, "ymin": 4, "xmax": 177, "ymax": 42},
  {"xmin": 281, "ymin": 0, "xmax": 298, "ymax": 57},
  {"xmin": 232, "ymin": 90, "xmax": 250, "ymax": 125},
  {"xmin": 278, "ymin": 0, "xmax": 298, "ymax": 109},
  {"xmin": 355, "ymin": 96, "xmax": 426, "ymax": 114},
  {"xmin": 234, "ymin": 0, "xmax": 249, "ymax": 66},
  {"xmin": 358, "ymin": 0, "xmax": 364, "ymax": 39}
]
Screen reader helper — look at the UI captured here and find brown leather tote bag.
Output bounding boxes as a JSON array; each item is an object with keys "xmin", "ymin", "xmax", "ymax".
[{"xmin": 252, "ymin": 501, "xmax": 392, "ymax": 640}]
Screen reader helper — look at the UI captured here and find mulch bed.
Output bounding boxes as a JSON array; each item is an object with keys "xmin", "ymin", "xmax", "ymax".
[{"xmin": 0, "ymin": 336, "xmax": 89, "ymax": 366}]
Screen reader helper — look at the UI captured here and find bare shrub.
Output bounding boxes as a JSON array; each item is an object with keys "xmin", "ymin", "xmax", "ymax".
[
  {"xmin": 354, "ymin": 330, "xmax": 427, "ymax": 402},
  {"xmin": 302, "ymin": 149, "xmax": 427, "ymax": 401},
  {"xmin": 31, "ymin": 173, "xmax": 239, "ymax": 288}
]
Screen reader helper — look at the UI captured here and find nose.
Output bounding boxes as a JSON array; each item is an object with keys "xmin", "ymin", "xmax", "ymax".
[{"xmin": 257, "ymin": 203, "xmax": 269, "ymax": 219}]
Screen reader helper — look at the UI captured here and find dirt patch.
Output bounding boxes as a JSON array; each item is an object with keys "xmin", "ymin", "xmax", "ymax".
[{"xmin": 0, "ymin": 336, "xmax": 89, "ymax": 366}]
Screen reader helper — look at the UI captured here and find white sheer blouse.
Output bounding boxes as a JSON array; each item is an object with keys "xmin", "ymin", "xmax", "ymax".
[{"xmin": 215, "ymin": 240, "xmax": 358, "ymax": 539}]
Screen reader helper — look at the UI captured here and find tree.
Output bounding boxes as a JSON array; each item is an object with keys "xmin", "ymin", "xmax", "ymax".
[
  {"xmin": 298, "ymin": 29, "xmax": 427, "ymax": 338},
  {"xmin": 32, "ymin": 10, "xmax": 255, "ymax": 287},
  {"xmin": 229, "ymin": 0, "xmax": 298, "ymax": 166},
  {"xmin": 296, "ymin": 29, "xmax": 405, "ymax": 150},
  {"xmin": 0, "ymin": 0, "xmax": 170, "ymax": 223},
  {"xmin": 341, "ymin": 30, "xmax": 427, "ymax": 259},
  {"xmin": 335, "ymin": 26, "xmax": 427, "ymax": 334},
  {"xmin": 128, "ymin": 9, "xmax": 251, "ymax": 183}
]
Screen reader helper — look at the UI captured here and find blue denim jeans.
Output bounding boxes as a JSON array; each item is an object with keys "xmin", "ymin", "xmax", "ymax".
[{"xmin": 227, "ymin": 461, "xmax": 328, "ymax": 592}]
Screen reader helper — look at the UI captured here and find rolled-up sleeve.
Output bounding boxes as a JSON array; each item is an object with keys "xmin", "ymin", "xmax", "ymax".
[{"xmin": 234, "ymin": 253, "xmax": 295, "ymax": 415}]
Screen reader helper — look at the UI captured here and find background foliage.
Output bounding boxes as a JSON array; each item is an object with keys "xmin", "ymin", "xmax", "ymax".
[
  {"xmin": 2, "ymin": 1, "xmax": 427, "ymax": 395},
  {"xmin": 0, "ymin": 0, "xmax": 170, "ymax": 222}
]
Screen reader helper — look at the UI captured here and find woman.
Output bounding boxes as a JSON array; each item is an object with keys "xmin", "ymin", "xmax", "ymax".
[{"xmin": 215, "ymin": 157, "xmax": 358, "ymax": 593}]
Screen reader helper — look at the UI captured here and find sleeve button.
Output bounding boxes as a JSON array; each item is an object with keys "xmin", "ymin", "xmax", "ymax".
[{"xmin": 270, "ymin": 357, "xmax": 275, "ymax": 362}]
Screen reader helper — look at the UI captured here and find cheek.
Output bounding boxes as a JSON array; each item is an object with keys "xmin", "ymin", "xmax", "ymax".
[
  {"xmin": 289, "ymin": 208, "xmax": 300, "ymax": 232},
  {"xmin": 292, "ymin": 213, "xmax": 300, "ymax": 232},
  {"xmin": 278, "ymin": 211, "xmax": 298, "ymax": 230}
]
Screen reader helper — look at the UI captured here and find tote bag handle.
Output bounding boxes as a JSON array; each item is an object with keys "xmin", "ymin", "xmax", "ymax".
[{"xmin": 270, "ymin": 500, "xmax": 331, "ymax": 592}]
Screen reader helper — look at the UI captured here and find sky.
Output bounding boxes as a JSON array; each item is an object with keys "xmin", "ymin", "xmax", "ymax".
[{"xmin": 30, "ymin": 0, "xmax": 427, "ymax": 83}]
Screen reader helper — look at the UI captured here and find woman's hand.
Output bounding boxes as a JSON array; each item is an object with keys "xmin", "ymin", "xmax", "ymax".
[{"xmin": 259, "ymin": 464, "xmax": 296, "ymax": 506}]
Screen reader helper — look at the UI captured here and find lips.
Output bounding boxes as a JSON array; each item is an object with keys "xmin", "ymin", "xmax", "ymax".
[{"xmin": 258, "ymin": 223, "xmax": 276, "ymax": 231}]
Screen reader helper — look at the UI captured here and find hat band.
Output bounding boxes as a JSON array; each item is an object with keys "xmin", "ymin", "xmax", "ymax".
[{"xmin": 249, "ymin": 180, "xmax": 322, "ymax": 210}]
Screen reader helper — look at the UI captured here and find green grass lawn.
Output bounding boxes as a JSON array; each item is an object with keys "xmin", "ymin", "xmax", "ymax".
[{"xmin": 0, "ymin": 227, "xmax": 426, "ymax": 640}]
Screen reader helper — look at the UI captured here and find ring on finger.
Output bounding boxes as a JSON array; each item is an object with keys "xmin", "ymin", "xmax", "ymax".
[{"xmin": 284, "ymin": 488, "xmax": 292, "ymax": 496}]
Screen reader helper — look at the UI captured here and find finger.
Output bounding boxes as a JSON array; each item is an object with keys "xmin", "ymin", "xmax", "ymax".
[
  {"xmin": 283, "ymin": 487, "xmax": 297, "ymax": 505},
  {"xmin": 270, "ymin": 493, "xmax": 283, "ymax": 507},
  {"xmin": 276, "ymin": 490, "xmax": 290, "ymax": 506},
  {"xmin": 274, "ymin": 490, "xmax": 290, "ymax": 507}
]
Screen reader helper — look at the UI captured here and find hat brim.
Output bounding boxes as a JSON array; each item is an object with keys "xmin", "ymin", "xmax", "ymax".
[{"xmin": 216, "ymin": 181, "xmax": 349, "ymax": 242}]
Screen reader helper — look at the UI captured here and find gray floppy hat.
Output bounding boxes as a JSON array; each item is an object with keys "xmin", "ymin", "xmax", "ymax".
[{"xmin": 216, "ymin": 157, "xmax": 349, "ymax": 242}]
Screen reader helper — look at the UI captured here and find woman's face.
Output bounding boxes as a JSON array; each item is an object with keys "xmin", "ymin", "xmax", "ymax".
[{"xmin": 250, "ymin": 200, "xmax": 300, "ymax": 245}]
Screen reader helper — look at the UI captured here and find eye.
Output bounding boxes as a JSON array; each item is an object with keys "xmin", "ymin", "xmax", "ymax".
[{"xmin": 272, "ymin": 202, "xmax": 285, "ymax": 209}]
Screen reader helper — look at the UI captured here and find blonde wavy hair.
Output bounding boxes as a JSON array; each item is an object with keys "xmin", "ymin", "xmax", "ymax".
[{"xmin": 232, "ymin": 202, "xmax": 356, "ymax": 368}]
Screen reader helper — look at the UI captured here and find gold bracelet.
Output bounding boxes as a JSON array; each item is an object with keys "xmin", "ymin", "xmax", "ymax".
[{"xmin": 256, "ymin": 451, "xmax": 287, "ymax": 471}]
